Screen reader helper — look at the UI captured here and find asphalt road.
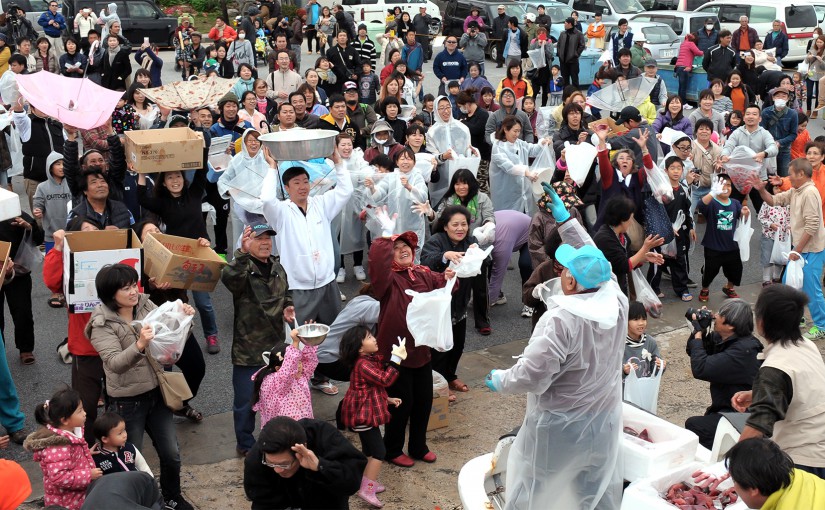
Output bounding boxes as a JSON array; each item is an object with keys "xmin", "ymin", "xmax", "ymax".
[{"xmin": 2, "ymin": 43, "xmax": 821, "ymax": 463}]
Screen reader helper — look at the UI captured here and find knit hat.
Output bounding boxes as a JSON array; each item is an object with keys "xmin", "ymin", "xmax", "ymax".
[{"xmin": 217, "ymin": 91, "xmax": 239, "ymax": 110}]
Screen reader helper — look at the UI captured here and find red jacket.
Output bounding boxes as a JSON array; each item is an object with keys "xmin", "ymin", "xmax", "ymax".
[
  {"xmin": 341, "ymin": 354, "xmax": 399, "ymax": 428},
  {"xmin": 368, "ymin": 235, "xmax": 450, "ymax": 368},
  {"xmin": 43, "ymin": 249, "xmax": 96, "ymax": 357}
]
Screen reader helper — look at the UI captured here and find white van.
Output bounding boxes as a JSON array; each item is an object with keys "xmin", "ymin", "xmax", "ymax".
[
  {"xmin": 565, "ymin": 0, "xmax": 646, "ymax": 24},
  {"xmin": 694, "ymin": 1, "xmax": 819, "ymax": 63},
  {"xmin": 339, "ymin": 0, "xmax": 442, "ymax": 35}
]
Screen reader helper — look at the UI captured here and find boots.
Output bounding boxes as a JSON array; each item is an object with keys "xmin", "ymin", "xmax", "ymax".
[
  {"xmin": 357, "ymin": 477, "xmax": 384, "ymax": 508},
  {"xmin": 374, "ymin": 480, "xmax": 385, "ymax": 493}
]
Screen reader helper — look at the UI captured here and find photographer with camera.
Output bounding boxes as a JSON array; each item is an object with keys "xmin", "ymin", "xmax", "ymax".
[
  {"xmin": 1, "ymin": 5, "xmax": 36, "ymax": 53},
  {"xmin": 684, "ymin": 300, "xmax": 763, "ymax": 449}
]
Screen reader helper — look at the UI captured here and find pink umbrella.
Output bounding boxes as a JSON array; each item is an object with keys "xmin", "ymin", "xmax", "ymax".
[{"xmin": 15, "ymin": 72, "xmax": 124, "ymax": 130}]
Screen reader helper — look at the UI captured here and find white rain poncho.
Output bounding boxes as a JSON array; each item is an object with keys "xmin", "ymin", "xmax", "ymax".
[
  {"xmin": 492, "ymin": 220, "xmax": 627, "ymax": 510},
  {"xmin": 217, "ymin": 129, "xmax": 272, "ymax": 216},
  {"xmin": 369, "ymin": 167, "xmax": 428, "ymax": 262},
  {"xmin": 426, "ymin": 96, "xmax": 474, "ymax": 206},
  {"xmin": 338, "ymin": 148, "xmax": 371, "ymax": 255},
  {"xmin": 489, "ymin": 138, "xmax": 546, "ymax": 215}
]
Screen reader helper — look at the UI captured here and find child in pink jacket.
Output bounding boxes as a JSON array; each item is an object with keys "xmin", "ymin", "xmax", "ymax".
[
  {"xmin": 250, "ymin": 328, "xmax": 318, "ymax": 426},
  {"xmin": 23, "ymin": 388, "xmax": 102, "ymax": 510}
]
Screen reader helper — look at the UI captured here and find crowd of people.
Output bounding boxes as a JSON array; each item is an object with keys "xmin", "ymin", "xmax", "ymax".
[{"xmin": 0, "ymin": 2, "xmax": 822, "ymax": 509}]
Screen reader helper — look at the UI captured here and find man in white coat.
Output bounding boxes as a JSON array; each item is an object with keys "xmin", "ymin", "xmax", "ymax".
[{"xmin": 485, "ymin": 186, "xmax": 626, "ymax": 510}]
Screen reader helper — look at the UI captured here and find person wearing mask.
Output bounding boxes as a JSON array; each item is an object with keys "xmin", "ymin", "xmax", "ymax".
[
  {"xmin": 228, "ymin": 30, "xmax": 255, "ymax": 75},
  {"xmin": 696, "ymin": 18, "xmax": 719, "ymax": 53},
  {"xmin": 558, "ymin": 17, "xmax": 586, "ymax": 87},
  {"xmin": 703, "ymin": 29, "xmax": 736, "ymax": 83},
  {"xmin": 491, "ymin": 5, "xmax": 508, "ymax": 69},
  {"xmin": 502, "ymin": 17, "xmax": 527, "ymax": 69},
  {"xmin": 732, "ymin": 16, "xmax": 758, "ymax": 58},
  {"xmin": 37, "ymin": 1, "xmax": 65, "ymax": 60},
  {"xmin": 760, "ymin": 88, "xmax": 797, "ymax": 177},
  {"xmin": 460, "ymin": 21, "xmax": 488, "ymax": 77},
  {"xmin": 611, "ymin": 18, "xmax": 633, "ymax": 64},
  {"xmin": 412, "ymin": 5, "xmax": 433, "ymax": 62},
  {"xmin": 484, "ymin": 88, "xmax": 534, "ymax": 143},
  {"xmin": 764, "ymin": 20, "xmax": 789, "ymax": 67}
]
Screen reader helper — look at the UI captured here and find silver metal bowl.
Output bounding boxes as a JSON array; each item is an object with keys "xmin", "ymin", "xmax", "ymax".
[
  {"xmin": 295, "ymin": 323, "xmax": 330, "ymax": 346},
  {"xmin": 258, "ymin": 130, "xmax": 338, "ymax": 161}
]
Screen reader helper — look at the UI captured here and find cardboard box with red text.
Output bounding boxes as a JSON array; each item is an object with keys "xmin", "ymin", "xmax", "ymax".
[
  {"xmin": 124, "ymin": 127, "xmax": 204, "ymax": 173},
  {"xmin": 143, "ymin": 233, "xmax": 226, "ymax": 292}
]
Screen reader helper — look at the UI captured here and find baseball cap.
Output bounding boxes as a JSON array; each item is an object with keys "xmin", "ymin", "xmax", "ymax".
[
  {"xmin": 616, "ymin": 106, "xmax": 642, "ymax": 124},
  {"xmin": 644, "ymin": 59, "xmax": 657, "ymax": 67},
  {"xmin": 769, "ymin": 87, "xmax": 789, "ymax": 97},
  {"xmin": 555, "ymin": 244, "xmax": 611, "ymax": 289},
  {"xmin": 249, "ymin": 221, "xmax": 276, "ymax": 238},
  {"xmin": 343, "ymin": 81, "xmax": 358, "ymax": 91}
]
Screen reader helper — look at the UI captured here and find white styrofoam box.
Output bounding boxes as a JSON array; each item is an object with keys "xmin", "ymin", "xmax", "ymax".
[
  {"xmin": 0, "ymin": 187, "xmax": 22, "ymax": 222},
  {"xmin": 622, "ymin": 402, "xmax": 700, "ymax": 482},
  {"xmin": 621, "ymin": 461, "xmax": 750, "ymax": 510}
]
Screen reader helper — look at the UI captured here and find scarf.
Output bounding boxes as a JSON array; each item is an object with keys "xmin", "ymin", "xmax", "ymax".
[
  {"xmin": 107, "ymin": 44, "xmax": 120, "ymax": 65},
  {"xmin": 626, "ymin": 334, "xmax": 646, "ymax": 348},
  {"xmin": 391, "ymin": 259, "xmax": 421, "ymax": 281},
  {"xmin": 221, "ymin": 115, "xmax": 239, "ymax": 130},
  {"xmin": 256, "ymin": 97, "xmax": 268, "ymax": 114},
  {"xmin": 452, "ymin": 194, "xmax": 477, "ymax": 221}
]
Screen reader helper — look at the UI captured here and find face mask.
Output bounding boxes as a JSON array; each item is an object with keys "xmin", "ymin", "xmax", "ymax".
[
  {"xmin": 239, "ymin": 33, "xmax": 246, "ymax": 40},
  {"xmin": 706, "ymin": 24, "xmax": 713, "ymax": 30},
  {"xmin": 375, "ymin": 136, "xmax": 387, "ymax": 145},
  {"xmin": 459, "ymin": 106, "xmax": 468, "ymax": 114},
  {"xmin": 774, "ymin": 98, "xmax": 787, "ymax": 109},
  {"xmin": 346, "ymin": 99, "xmax": 358, "ymax": 106}
]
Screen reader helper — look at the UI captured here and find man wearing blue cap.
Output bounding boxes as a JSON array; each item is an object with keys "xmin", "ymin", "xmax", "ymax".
[{"xmin": 485, "ymin": 185, "xmax": 627, "ymax": 510}]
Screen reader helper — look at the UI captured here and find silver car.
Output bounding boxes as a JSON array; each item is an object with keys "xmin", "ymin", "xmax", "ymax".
[{"xmin": 605, "ymin": 21, "xmax": 680, "ymax": 64}]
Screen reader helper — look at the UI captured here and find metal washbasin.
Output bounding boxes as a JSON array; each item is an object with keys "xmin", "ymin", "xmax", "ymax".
[{"xmin": 258, "ymin": 130, "xmax": 338, "ymax": 161}]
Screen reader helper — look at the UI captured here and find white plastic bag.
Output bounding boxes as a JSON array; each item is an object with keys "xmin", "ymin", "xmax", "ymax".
[
  {"xmin": 770, "ymin": 233, "xmax": 792, "ymax": 265},
  {"xmin": 631, "ymin": 269, "xmax": 662, "ymax": 317},
  {"xmin": 447, "ymin": 152, "xmax": 481, "ymax": 182},
  {"xmin": 432, "ymin": 370, "xmax": 449, "ymax": 398},
  {"xmin": 647, "ymin": 163, "xmax": 674, "ymax": 204},
  {"xmin": 786, "ymin": 253, "xmax": 805, "ymax": 289},
  {"xmin": 527, "ymin": 47, "xmax": 546, "ymax": 69},
  {"xmin": 623, "ymin": 366, "xmax": 663, "ymax": 414},
  {"xmin": 472, "ymin": 222, "xmax": 496, "ymax": 246},
  {"xmin": 140, "ymin": 300, "xmax": 194, "ymax": 365},
  {"xmin": 6, "ymin": 123, "xmax": 22, "ymax": 177},
  {"xmin": 404, "ymin": 277, "xmax": 456, "ymax": 352},
  {"xmin": 661, "ymin": 239, "xmax": 677, "ymax": 258},
  {"xmin": 563, "ymin": 141, "xmax": 597, "ymax": 187},
  {"xmin": 723, "ymin": 146, "xmax": 764, "ymax": 192},
  {"xmin": 449, "ymin": 244, "xmax": 493, "ymax": 278},
  {"xmin": 733, "ymin": 214, "xmax": 754, "ymax": 262}
]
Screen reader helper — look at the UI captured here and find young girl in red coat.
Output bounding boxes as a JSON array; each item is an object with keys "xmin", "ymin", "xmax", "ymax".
[
  {"xmin": 23, "ymin": 388, "xmax": 102, "ymax": 510},
  {"xmin": 339, "ymin": 325, "xmax": 407, "ymax": 508}
]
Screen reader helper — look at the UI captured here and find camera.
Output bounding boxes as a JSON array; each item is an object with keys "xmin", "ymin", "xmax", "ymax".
[{"xmin": 685, "ymin": 307, "xmax": 713, "ymax": 331}]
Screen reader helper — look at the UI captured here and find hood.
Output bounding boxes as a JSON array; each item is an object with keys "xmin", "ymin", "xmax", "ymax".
[
  {"xmin": 370, "ymin": 120, "xmax": 397, "ymax": 146},
  {"xmin": 107, "ymin": 2, "xmax": 118, "ymax": 14},
  {"xmin": 46, "ymin": 151, "xmax": 63, "ymax": 183},
  {"xmin": 498, "ymin": 87, "xmax": 517, "ymax": 112},
  {"xmin": 433, "ymin": 95, "xmax": 455, "ymax": 126},
  {"xmin": 240, "ymin": 128, "xmax": 262, "ymax": 159},
  {"xmin": 23, "ymin": 426, "xmax": 74, "ymax": 453}
]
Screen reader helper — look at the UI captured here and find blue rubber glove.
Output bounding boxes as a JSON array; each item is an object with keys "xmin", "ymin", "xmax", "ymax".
[
  {"xmin": 485, "ymin": 369, "xmax": 502, "ymax": 392},
  {"xmin": 540, "ymin": 182, "xmax": 570, "ymax": 222}
]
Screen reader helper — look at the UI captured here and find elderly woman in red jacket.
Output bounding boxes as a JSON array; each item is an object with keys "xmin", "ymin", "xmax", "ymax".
[{"xmin": 368, "ymin": 209, "xmax": 456, "ymax": 468}]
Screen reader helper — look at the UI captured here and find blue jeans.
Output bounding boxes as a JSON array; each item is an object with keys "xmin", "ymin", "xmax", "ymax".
[
  {"xmin": 109, "ymin": 389, "xmax": 181, "ymax": 499},
  {"xmin": 794, "ymin": 250, "xmax": 825, "ymax": 328},
  {"xmin": 675, "ymin": 66, "xmax": 691, "ymax": 103},
  {"xmin": 776, "ymin": 147, "xmax": 791, "ymax": 177},
  {"xmin": 191, "ymin": 291, "xmax": 217, "ymax": 337},
  {"xmin": 0, "ymin": 331, "xmax": 24, "ymax": 433},
  {"xmin": 690, "ymin": 185, "xmax": 710, "ymax": 218},
  {"xmin": 233, "ymin": 364, "xmax": 262, "ymax": 452}
]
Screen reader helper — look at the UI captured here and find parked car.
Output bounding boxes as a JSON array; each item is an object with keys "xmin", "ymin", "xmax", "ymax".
[
  {"xmin": 522, "ymin": 0, "xmax": 576, "ymax": 41},
  {"xmin": 62, "ymin": 0, "xmax": 177, "ymax": 46},
  {"xmin": 342, "ymin": 0, "xmax": 442, "ymax": 37},
  {"xmin": 563, "ymin": 0, "xmax": 645, "ymax": 24},
  {"xmin": 631, "ymin": 11, "xmax": 719, "ymax": 42},
  {"xmin": 0, "ymin": 0, "xmax": 53, "ymax": 36},
  {"xmin": 606, "ymin": 20, "xmax": 680, "ymax": 64},
  {"xmin": 440, "ymin": 0, "xmax": 526, "ymax": 60},
  {"xmin": 695, "ymin": 1, "xmax": 819, "ymax": 63},
  {"xmin": 636, "ymin": 0, "xmax": 708, "ymax": 10}
]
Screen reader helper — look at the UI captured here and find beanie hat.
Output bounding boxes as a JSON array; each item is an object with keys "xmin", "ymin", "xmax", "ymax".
[{"xmin": 217, "ymin": 91, "xmax": 239, "ymax": 110}]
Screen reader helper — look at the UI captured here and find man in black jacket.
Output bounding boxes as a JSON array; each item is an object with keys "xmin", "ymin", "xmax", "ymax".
[
  {"xmin": 534, "ymin": 5, "xmax": 551, "ymax": 31},
  {"xmin": 491, "ymin": 5, "xmax": 508, "ymax": 68},
  {"xmin": 244, "ymin": 417, "xmax": 366, "ymax": 510},
  {"xmin": 702, "ymin": 29, "xmax": 736, "ymax": 82},
  {"xmin": 413, "ymin": 5, "xmax": 433, "ymax": 62},
  {"xmin": 557, "ymin": 17, "xmax": 585, "ymax": 87},
  {"xmin": 11, "ymin": 100, "xmax": 64, "ymax": 213},
  {"xmin": 63, "ymin": 122, "xmax": 127, "ymax": 204},
  {"xmin": 67, "ymin": 168, "xmax": 133, "ymax": 230},
  {"xmin": 684, "ymin": 298, "xmax": 763, "ymax": 449},
  {"xmin": 326, "ymin": 31, "xmax": 360, "ymax": 93}
]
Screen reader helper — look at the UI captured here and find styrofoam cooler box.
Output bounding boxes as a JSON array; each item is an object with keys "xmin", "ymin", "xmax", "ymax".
[
  {"xmin": 622, "ymin": 402, "xmax": 700, "ymax": 482},
  {"xmin": 0, "ymin": 187, "xmax": 22, "ymax": 222},
  {"xmin": 621, "ymin": 461, "xmax": 750, "ymax": 510}
]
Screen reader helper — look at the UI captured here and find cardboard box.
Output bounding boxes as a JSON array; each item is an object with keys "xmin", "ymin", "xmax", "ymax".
[
  {"xmin": 63, "ymin": 230, "xmax": 143, "ymax": 313},
  {"xmin": 427, "ymin": 395, "xmax": 450, "ymax": 431},
  {"xmin": 0, "ymin": 187, "xmax": 21, "ymax": 222},
  {"xmin": 124, "ymin": 127, "xmax": 204, "ymax": 173},
  {"xmin": 622, "ymin": 402, "xmax": 699, "ymax": 483},
  {"xmin": 0, "ymin": 241, "xmax": 11, "ymax": 290},
  {"xmin": 143, "ymin": 233, "xmax": 226, "ymax": 292}
]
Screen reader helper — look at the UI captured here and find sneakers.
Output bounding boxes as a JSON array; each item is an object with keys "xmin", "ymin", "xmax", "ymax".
[
  {"xmin": 684, "ymin": 104, "xmax": 694, "ymax": 110},
  {"xmin": 165, "ymin": 496, "xmax": 194, "ymax": 510},
  {"xmin": 336, "ymin": 267, "xmax": 346, "ymax": 283},
  {"xmin": 521, "ymin": 305, "xmax": 534, "ymax": 318},
  {"xmin": 698, "ymin": 289, "xmax": 709, "ymax": 302},
  {"xmin": 722, "ymin": 287, "xmax": 739, "ymax": 299},
  {"xmin": 354, "ymin": 265, "xmax": 367, "ymax": 281},
  {"xmin": 357, "ymin": 478, "xmax": 384, "ymax": 508},
  {"xmin": 206, "ymin": 334, "xmax": 220, "ymax": 354},
  {"xmin": 805, "ymin": 326, "xmax": 825, "ymax": 341},
  {"xmin": 491, "ymin": 292, "xmax": 507, "ymax": 306},
  {"xmin": 340, "ymin": 292, "xmax": 347, "ymax": 302}
]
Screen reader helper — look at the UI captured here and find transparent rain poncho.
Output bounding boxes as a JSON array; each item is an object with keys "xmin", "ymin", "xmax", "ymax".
[
  {"xmin": 426, "ymin": 96, "xmax": 474, "ymax": 206},
  {"xmin": 366, "ymin": 168, "xmax": 428, "ymax": 262},
  {"xmin": 217, "ymin": 129, "xmax": 272, "ymax": 216},
  {"xmin": 489, "ymin": 138, "xmax": 547, "ymax": 215},
  {"xmin": 338, "ymin": 148, "xmax": 372, "ymax": 255},
  {"xmin": 492, "ymin": 218, "xmax": 626, "ymax": 510},
  {"xmin": 587, "ymin": 76, "xmax": 658, "ymax": 113}
]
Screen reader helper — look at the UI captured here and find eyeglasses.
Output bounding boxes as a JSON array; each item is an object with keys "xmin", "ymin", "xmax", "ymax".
[
  {"xmin": 675, "ymin": 144, "xmax": 691, "ymax": 151},
  {"xmin": 446, "ymin": 40, "xmax": 457, "ymax": 44},
  {"xmin": 262, "ymin": 456, "xmax": 295, "ymax": 470},
  {"xmin": 437, "ymin": 105, "xmax": 452, "ymax": 112}
]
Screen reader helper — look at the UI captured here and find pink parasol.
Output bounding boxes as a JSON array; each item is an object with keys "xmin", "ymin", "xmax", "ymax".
[{"xmin": 15, "ymin": 72, "xmax": 124, "ymax": 130}]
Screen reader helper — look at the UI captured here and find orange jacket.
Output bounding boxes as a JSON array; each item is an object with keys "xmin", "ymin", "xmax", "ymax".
[{"xmin": 791, "ymin": 129, "xmax": 811, "ymax": 160}]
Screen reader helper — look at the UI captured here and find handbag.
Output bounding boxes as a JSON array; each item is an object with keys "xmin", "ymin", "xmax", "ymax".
[
  {"xmin": 643, "ymin": 196, "xmax": 675, "ymax": 245},
  {"xmin": 146, "ymin": 355, "xmax": 192, "ymax": 411}
]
